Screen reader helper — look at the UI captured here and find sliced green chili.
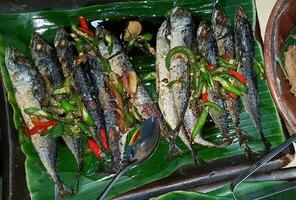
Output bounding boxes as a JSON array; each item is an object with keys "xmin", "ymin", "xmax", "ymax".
[
  {"xmin": 109, "ymin": 72, "xmax": 125, "ymax": 96},
  {"xmin": 24, "ymin": 107, "xmax": 51, "ymax": 118},
  {"xmin": 128, "ymin": 37, "xmax": 138, "ymax": 49},
  {"xmin": 222, "ymin": 74, "xmax": 248, "ymax": 93},
  {"xmin": 60, "ymin": 99, "xmax": 76, "ymax": 112},
  {"xmin": 212, "ymin": 76, "xmax": 243, "ymax": 96},
  {"xmin": 217, "ymin": 57, "xmax": 237, "ymax": 70},
  {"xmin": 198, "ymin": 101, "xmax": 223, "ymax": 114},
  {"xmin": 79, "ymin": 104, "xmax": 95, "ymax": 127},
  {"xmin": 165, "ymin": 46, "xmax": 196, "ymax": 70},
  {"xmin": 192, "ymin": 109, "xmax": 208, "ymax": 139},
  {"xmin": 138, "ymin": 33, "xmax": 153, "ymax": 41}
]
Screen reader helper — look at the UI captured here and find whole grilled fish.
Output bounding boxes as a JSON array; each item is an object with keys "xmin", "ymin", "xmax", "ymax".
[
  {"xmin": 197, "ymin": 21, "xmax": 232, "ymax": 144},
  {"xmin": 5, "ymin": 47, "xmax": 72, "ymax": 200},
  {"xmin": 73, "ymin": 56, "xmax": 106, "ymax": 148},
  {"xmin": 31, "ymin": 31, "xmax": 83, "ymax": 178},
  {"xmin": 95, "ymin": 26, "xmax": 173, "ymax": 145},
  {"xmin": 53, "ymin": 28, "xmax": 84, "ymax": 185},
  {"xmin": 85, "ymin": 54, "xmax": 126, "ymax": 172},
  {"xmin": 212, "ymin": 7, "xmax": 252, "ymax": 150},
  {"xmin": 235, "ymin": 6, "xmax": 271, "ymax": 152}
]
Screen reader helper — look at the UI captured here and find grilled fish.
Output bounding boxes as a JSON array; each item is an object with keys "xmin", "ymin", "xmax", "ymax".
[
  {"xmin": 31, "ymin": 32, "xmax": 83, "ymax": 177},
  {"xmin": 197, "ymin": 21, "xmax": 232, "ymax": 144},
  {"xmin": 85, "ymin": 54, "xmax": 126, "ymax": 172},
  {"xmin": 212, "ymin": 7, "xmax": 252, "ymax": 150},
  {"xmin": 235, "ymin": 6, "xmax": 271, "ymax": 152},
  {"xmin": 5, "ymin": 47, "xmax": 72, "ymax": 200},
  {"xmin": 95, "ymin": 26, "xmax": 173, "ymax": 145}
]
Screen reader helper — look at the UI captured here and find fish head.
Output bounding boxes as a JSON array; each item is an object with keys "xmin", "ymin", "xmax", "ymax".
[
  {"xmin": 95, "ymin": 26, "xmax": 122, "ymax": 58},
  {"xmin": 5, "ymin": 47, "xmax": 35, "ymax": 81},
  {"xmin": 235, "ymin": 6, "xmax": 248, "ymax": 26},
  {"xmin": 30, "ymin": 32, "xmax": 50, "ymax": 54},
  {"xmin": 54, "ymin": 28, "xmax": 69, "ymax": 49}
]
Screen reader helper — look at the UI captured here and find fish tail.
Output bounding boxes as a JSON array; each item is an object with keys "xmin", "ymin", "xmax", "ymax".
[{"xmin": 55, "ymin": 182, "xmax": 73, "ymax": 200}]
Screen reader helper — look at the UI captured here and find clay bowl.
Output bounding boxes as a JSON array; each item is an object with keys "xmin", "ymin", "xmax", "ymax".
[{"xmin": 264, "ymin": 0, "xmax": 296, "ymax": 135}]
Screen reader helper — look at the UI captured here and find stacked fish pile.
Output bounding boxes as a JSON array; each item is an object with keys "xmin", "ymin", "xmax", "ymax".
[{"xmin": 4, "ymin": 5, "xmax": 270, "ymax": 199}]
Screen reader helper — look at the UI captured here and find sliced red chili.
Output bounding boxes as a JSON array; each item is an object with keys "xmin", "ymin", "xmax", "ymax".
[
  {"xmin": 78, "ymin": 16, "xmax": 89, "ymax": 30},
  {"xmin": 32, "ymin": 120, "xmax": 57, "ymax": 127},
  {"xmin": 78, "ymin": 27, "xmax": 94, "ymax": 37},
  {"xmin": 88, "ymin": 139, "xmax": 102, "ymax": 161},
  {"xmin": 23, "ymin": 125, "xmax": 49, "ymax": 137},
  {"xmin": 206, "ymin": 64, "xmax": 215, "ymax": 71},
  {"xmin": 228, "ymin": 69, "xmax": 247, "ymax": 85},
  {"xmin": 202, "ymin": 92, "xmax": 208, "ymax": 103},
  {"xmin": 99, "ymin": 128, "xmax": 109, "ymax": 151}
]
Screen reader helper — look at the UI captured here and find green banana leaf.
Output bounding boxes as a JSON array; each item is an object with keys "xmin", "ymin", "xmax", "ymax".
[
  {"xmin": 279, "ymin": 26, "xmax": 296, "ymax": 78},
  {"xmin": 0, "ymin": 0, "xmax": 286, "ymax": 200},
  {"xmin": 155, "ymin": 180, "xmax": 296, "ymax": 200}
]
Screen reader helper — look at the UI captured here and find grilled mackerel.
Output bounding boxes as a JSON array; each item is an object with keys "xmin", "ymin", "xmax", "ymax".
[
  {"xmin": 31, "ymin": 32, "xmax": 83, "ymax": 175},
  {"xmin": 197, "ymin": 21, "xmax": 232, "ymax": 144},
  {"xmin": 85, "ymin": 54, "xmax": 126, "ymax": 172},
  {"xmin": 212, "ymin": 7, "xmax": 252, "ymax": 148},
  {"xmin": 5, "ymin": 47, "xmax": 72, "ymax": 200},
  {"xmin": 235, "ymin": 6, "xmax": 271, "ymax": 152}
]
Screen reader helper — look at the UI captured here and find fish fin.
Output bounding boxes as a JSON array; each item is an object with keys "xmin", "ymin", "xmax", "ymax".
[{"xmin": 55, "ymin": 182, "xmax": 73, "ymax": 200}]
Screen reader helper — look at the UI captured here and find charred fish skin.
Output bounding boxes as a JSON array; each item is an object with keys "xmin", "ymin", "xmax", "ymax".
[
  {"xmin": 54, "ymin": 28, "xmax": 76, "ymax": 77},
  {"xmin": 73, "ymin": 58, "xmax": 105, "ymax": 145},
  {"xmin": 197, "ymin": 21, "xmax": 231, "ymax": 143},
  {"xmin": 54, "ymin": 28, "xmax": 83, "ymax": 172},
  {"xmin": 30, "ymin": 32, "xmax": 65, "ymax": 92},
  {"xmin": 95, "ymin": 27, "xmax": 172, "ymax": 142},
  {"xmin": 5, "ymin": 47, "xmax": 72, "ymax": 199},
  {"xmin": 212, "ymin": 7, "xmax": 248, "ymax": 144},
  {"xmin": 85, "ymin": 54, "xmax": 126, "ymax": 172},
  {"xmin": 235, "ymin": 6, "xmax": 271, "ymax": 152}
]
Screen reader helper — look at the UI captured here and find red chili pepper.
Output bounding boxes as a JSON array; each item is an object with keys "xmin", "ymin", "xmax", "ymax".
[
  {"xmin": 23, "ymin": 125, "xmax": 49, "ymax": 137},
  {"xmin": 202, "ymin": 92, "xmax": 208, "ymax": 103},
  {"xmin": 99, "ymin": 128, "xmax": 109, "ymax": 151},
  {"xmin": 207, "ymin": 64, "xmax": 215, "ymax": 71},
  {"xmin": 32, "ymin": 120, "xmax": 57, "ymax": 127},
  {"xmin": 78, "ymin": 16, "xmax": 89, "ymax": 30},
  {"xmin": 228, "ymin": 92, "xmax": 238, "ymax": 99},
  {"xmin": 229, "ymin": 69, "xmax": 247, "ymax": 85},
  {"xmin": 78, "ymin": 27, "xmax": 94, "ymax": 37},
  {"xmin": 88, "ymin": 139, "xmax": 102, "ymax": 161}
]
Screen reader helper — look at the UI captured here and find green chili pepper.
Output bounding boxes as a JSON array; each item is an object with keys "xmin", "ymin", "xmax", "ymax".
[
  {"xmin": 198, "ymin": 101, "xmax": 223, "ymax": 114},
  {"xmin": 24, "ymin": 107, "xmax": 51, "ymax": 118},
  {"xmin": 65, "ymin": 112, "xmax": 74, "ymax": 121},
  {"xmin": 71, "ymin": 24, "xmax": 94, "ymax": 43},
  {"xmin": 217, "ymin": 57, "xmax": 237, "ymax": 70},
  {"xmin": 165, "ymin": 46, "xmax": 196, "ymax": 70},
  {"xmin": 63, "ymin": 74, "xmax": 74, "ymax": 87},
  {"xmin": 53, "ymin": 86, "xmax": 71, "ymax": 95},
  {"xmin": 77, "ymin": 122, "xmax": 92, "ymax": 137},
  {"xmin": 104, "ymin": 34, "xmax": 114, "ymax": 55},
  {"xmin": 210, "ymin": 67, "xmax": 229, "ymax": 75},
  {"xmin": 195, "ymin": 80, "xmax": 204, "ymax": 98},
  {"xmin": 222, "ymin": 74, "xmax": 248, "ymax": 93},
  {"xmin": 124, "ymin": 109, "xmax": 135, "ymax": 128},
  {"xmin": 60, "ymin": 99, "xmax": 76, "ymax": 112},
  {"xmin": 79, "ymin": 104, "xmax": 95, "ymax": 127},
  {"xmin": 212, "ymin": 76, "xmax": 243, "ymax": 96},
  {"xmin": 65, "ymin": 124, "xmax": 81, "ymax": 136},
  {"xmin": 192, "ymin": 109, "xmax": 208, "ymax": 139}
]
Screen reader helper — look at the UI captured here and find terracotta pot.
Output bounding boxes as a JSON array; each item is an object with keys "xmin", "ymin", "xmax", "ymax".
[{"xmin": 264, "ymin": 0, "xmax": 296, "ymax": 135}]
